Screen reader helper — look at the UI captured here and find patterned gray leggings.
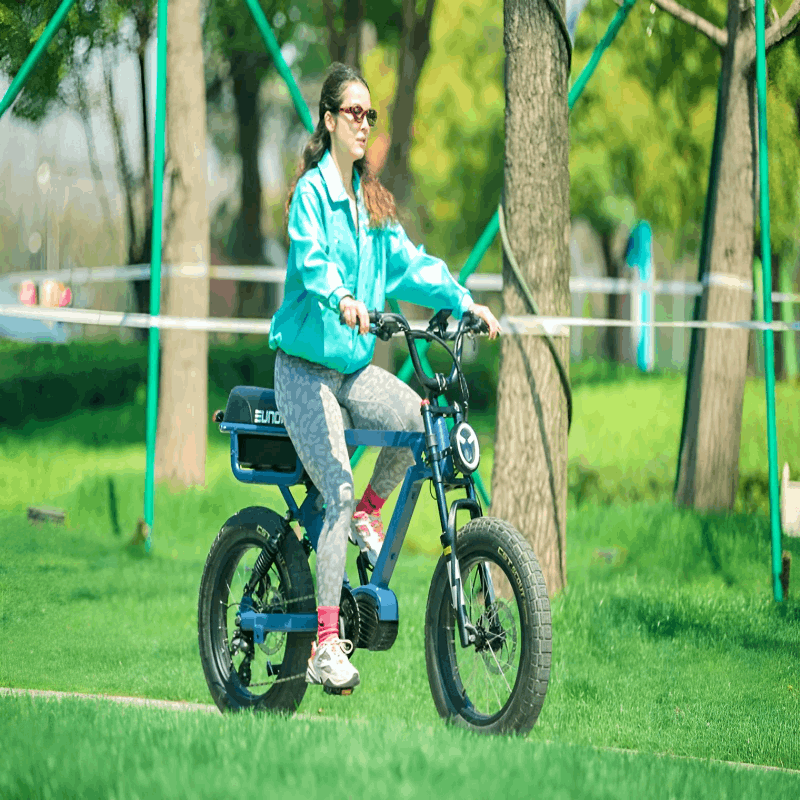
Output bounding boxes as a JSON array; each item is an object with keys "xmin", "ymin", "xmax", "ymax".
[{"xmin": 274, "ymin": 349, "xmax": 424, "ymax": 608}]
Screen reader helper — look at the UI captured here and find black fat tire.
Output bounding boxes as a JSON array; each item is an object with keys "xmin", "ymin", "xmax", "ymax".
[
  {"xmin": 198, "ymin": 507, "xmax": 315, "ymax": 714},
  {"xmin": 425, "ymin": 517, "xmax": 551, "ymax": 735}
]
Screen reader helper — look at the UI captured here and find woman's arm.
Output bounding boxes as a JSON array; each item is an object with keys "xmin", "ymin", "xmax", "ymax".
[
  {"xmin": 384, "ymin": 222, "xmax": 473, "ymax": 317},
  {"xmin": 384, "ymin": 223, "xmax": 500, "ymax": 337},
  {"xmin": 288, "ymin": 187, "xmax": 352, "ymax": 311}
]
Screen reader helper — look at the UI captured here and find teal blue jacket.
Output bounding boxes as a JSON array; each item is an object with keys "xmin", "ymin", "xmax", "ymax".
[{"xmin": 269, "ymin": 149, "xmax": 473, "ymax": 374}]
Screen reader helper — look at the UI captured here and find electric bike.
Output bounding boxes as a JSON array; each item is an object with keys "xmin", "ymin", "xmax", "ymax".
[{"xmin": 197, "ymin": 309, "xmax": 551, "ymax": 734}]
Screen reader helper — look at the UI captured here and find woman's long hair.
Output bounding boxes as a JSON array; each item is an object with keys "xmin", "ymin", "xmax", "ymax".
[{"xmin": 285, "ymin": 63, "xmax": 397, "ymax": 229}]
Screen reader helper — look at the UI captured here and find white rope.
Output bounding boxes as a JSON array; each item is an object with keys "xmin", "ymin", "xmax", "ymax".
[
  {"xmin": 2, "ymin": 305, "xmax": 798, "ymax": 336},
  {"xmin": 2, "ymin": 265, "xmax": 798, "ymax": 304}
]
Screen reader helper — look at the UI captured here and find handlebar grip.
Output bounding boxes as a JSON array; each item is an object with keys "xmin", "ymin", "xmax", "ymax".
[
  {"xmin": 339, "ymin": 309, "xmax": 382, "ymax": 325},
  {"xmin": 463, "ymin": 310, "xmax": 489, "ymax": 335}
]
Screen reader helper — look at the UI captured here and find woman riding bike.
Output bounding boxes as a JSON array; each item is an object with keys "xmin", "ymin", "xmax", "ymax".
[{"xmin": 268, "ymin": 63, "xmax": 500, "ymax": 693}]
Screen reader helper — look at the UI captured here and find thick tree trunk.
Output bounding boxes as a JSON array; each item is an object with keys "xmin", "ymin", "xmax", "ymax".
[
  {"xmin": 155, "ymin": 0, "xmax": 211, "ymax": 487},
  {"xmin": 490, "ymin": 0, "xmax": 571, "ymax": 595},
  {"xmin": 675, "ymin": 2, "xmax": 757, "ymax": 510}
]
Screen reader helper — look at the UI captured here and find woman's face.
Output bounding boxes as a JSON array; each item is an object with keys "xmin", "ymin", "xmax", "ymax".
[{"xmin": 325, "ymin": 81, "xmax": 372, "ymax": 164}]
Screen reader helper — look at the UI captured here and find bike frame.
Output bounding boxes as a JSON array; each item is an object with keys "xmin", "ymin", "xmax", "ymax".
[{"xmin": 231, "ymin": 422, "xmax": 482, "ymax": 646}]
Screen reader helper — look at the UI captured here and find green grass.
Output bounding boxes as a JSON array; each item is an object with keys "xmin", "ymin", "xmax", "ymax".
[
  {"xmin": 2, "ymin": 368, "xmax": 800, "ymax": 795},
  {"xmin": 2, "ymin": 694, "xmax": 799, "ymax": 800},
  {"xmin": 565, "ymin": 370, "xmax": 800, "ymax": 510}
]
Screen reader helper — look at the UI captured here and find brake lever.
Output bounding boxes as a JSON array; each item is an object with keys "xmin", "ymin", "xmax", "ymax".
[{"xmin": 371, "ymin": 322, "xmax": 393, "ymax": 341}]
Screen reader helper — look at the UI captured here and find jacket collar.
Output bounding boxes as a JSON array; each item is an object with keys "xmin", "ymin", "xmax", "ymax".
[{"xmin": 318, "ymin": 148, "xmax": 361, "ymax": 204}]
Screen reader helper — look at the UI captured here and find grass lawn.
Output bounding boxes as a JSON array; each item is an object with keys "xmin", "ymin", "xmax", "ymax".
[
  {"xmin": 3, "ymin": 693, "xmax": 799, "ymax": 800},
  {"xmin": 2, "ymin": 367, "xmax": 800, "ymax": 796}
]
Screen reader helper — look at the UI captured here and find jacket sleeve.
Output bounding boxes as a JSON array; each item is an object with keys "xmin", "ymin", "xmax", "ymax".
[
  {"xmin": 287, "ymin": 187, "xmax": 352, "ymax": 310},
  {"xmin": 384, "ymin": 223, "xmax": 473, "ymax": 317}
]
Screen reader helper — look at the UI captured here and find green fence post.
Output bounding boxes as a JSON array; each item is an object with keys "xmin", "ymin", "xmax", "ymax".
[
  {"xmin": 243, "ymin": 0, "xmax": 314, "ymax": 134},
  {"xmin": 755, "ymin": 0, "xmax": 782, "ymax": 602},
  {"xmin": 143, "ymin": 0, "xmax": 169, "ymax": 552},
  {"xmin": 0, "ymin": 0, "xmax": 78, "ymax": 120}
]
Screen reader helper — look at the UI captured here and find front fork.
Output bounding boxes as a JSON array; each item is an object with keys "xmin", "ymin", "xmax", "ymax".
[{"xmin": 421, "ymin": 402, "xmax": 487, "ymax": 648}]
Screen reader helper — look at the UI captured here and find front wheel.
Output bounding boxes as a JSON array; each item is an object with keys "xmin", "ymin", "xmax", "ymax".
[
  {"xmin": 425, "ymin": 517, "xmax": 551, "ymax": 735},
  {"xmin": 198, "ymin": 507, "xmax": 315, "ymax": 714}
]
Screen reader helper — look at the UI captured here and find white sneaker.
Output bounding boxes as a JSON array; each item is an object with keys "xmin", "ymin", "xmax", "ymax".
[
  {"xmin": 349, "ymin": 510, "xmax": 385, "ymax": 567},
  {"xmin": 306, "ymin": 638, "xmax": 360, "ymax": 689}
]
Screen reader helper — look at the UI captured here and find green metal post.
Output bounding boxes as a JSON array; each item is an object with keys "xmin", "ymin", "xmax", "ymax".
[
  {"xmin": 0, "ymin": 0, "xmax": 78, "ymax": 120},
  {"xmin": 143, "ymin": 0, "xmax": 169, "ymax": 552},
  {"xmin": 567, "ymin": 0, "xmax": 637, "ymax": 110},
  {"xmin": 243, "ymin": 0, "xmax": 314, "ymax": 134},
  {"xmin": 755, "ymin": 0, "xmax": 782, "ymax": 601}
]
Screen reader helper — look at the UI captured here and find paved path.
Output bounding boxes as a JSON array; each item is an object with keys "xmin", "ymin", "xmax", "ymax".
[{"xmin": 1, "ymin": 686, "xmax": 219, "ymax": 714}]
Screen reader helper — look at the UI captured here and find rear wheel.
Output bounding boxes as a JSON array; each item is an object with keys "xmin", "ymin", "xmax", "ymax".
[
  {"xmin": 425, "ymin": 517, "xmax": 551, "ymax": 735},
  {"xmin": 198, "ymin": 507, "xmax": 315, "ymax": 714}
]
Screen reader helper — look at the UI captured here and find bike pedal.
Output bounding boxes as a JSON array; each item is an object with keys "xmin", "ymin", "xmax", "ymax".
[{"xmin": 323, "ymin": 685, "xmax": 354, "ymax": 696}]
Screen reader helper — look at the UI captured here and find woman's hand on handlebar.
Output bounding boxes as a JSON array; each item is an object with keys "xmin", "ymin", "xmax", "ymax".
[
  {"xmin": 468, "ymin": 303, "xmax": 501, "ymax": 340},
  {"xmin": 339, "ymin": 295, "xmax": 370, "ymax": 335}
]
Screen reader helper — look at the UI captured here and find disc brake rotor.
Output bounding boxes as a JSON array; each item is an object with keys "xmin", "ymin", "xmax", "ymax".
[{"xmin": 258, "ymin": 586, "xmax": 287, "ymax": 656}]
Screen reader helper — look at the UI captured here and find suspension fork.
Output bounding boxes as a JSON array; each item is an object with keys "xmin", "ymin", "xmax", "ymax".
[{"xmin": 422, "ymin": 401, "xmax": 482, "ymax": 648}]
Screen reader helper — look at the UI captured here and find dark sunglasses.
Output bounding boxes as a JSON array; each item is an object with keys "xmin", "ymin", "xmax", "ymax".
[{"xmin": 338, "ymin": 105, "xmax": 378, "ymax": 127}]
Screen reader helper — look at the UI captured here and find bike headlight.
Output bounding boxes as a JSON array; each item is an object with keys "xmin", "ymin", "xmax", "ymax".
[{"xmin": 450, "ymin": 421, "xmax": 480, "ymax": 474}]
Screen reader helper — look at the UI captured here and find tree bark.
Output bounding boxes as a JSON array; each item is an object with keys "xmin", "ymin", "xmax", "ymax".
[
  {"xmin": 599, "ymin": 229, "xmax": 623, "ymax": 362},
  {"xmin": 154, "ymin": 0, "xmax": 211, "ymax": 487},
  {"xmin": 380, "ymin": 0, "xmax": 436, "ymax": 237},
  {"xmin": 132, "ymin": 41, "xmax": 154, "ymax": 333},
  {"xmin": 490, "ymin": 0, "xmax": 571, "ymax": 595},
  {"xmin": 229, "ymin": 54, "xmax": 281, "ymax": 319},
  {"xmin": 675, "ymin": 1, "xmax": 758, "ymax": 510}
]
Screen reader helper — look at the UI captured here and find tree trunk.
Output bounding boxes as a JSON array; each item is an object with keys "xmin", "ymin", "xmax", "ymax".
[
  {"xmin": 132, "ymin": 44, "xmax": 154, "ymax": 339},
  {"xmin": 599, "ymin": 229, "xmax": 623, "ymax": 362},
  {"xmin": 490, "ymin": 0, "xmax": 571, "ymax": 595},
  {"xmin": 324, "ymin": 0, "xmax": 364, "ymax": 68},
  {"xmin": 675, "ymin": 2, "xmax": 757, "ymax": 511},
  {"xmin": 230, "ymin": 55, "xmax": 280, "ymax": 320},
  {"xmin": 380, "ymin": 0, "xmax": 436, "ymax": 241},
  {"xmin": 155, "ymin": 0, "xmax": 211, "ymax": 487}
]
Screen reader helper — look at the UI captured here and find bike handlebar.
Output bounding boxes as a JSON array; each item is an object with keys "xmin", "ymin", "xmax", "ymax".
[{"xmin": 339, "ymin": 308, "xmax": 491, "ymax": 395}]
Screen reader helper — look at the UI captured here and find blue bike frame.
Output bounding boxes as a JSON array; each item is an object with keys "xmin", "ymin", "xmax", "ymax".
[{"xmin": 223, "ymin": 413, "xmax": 481, "ymax": 647}]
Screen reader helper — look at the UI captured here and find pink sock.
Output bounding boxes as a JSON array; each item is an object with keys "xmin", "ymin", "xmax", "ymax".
[
  {"xmin": 356, "ymin": 484, "xmax": 385, "ymax": 516},
  {"xmin": 317, "ymin": 606, "xmax": 339, "ymax": 644}
]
